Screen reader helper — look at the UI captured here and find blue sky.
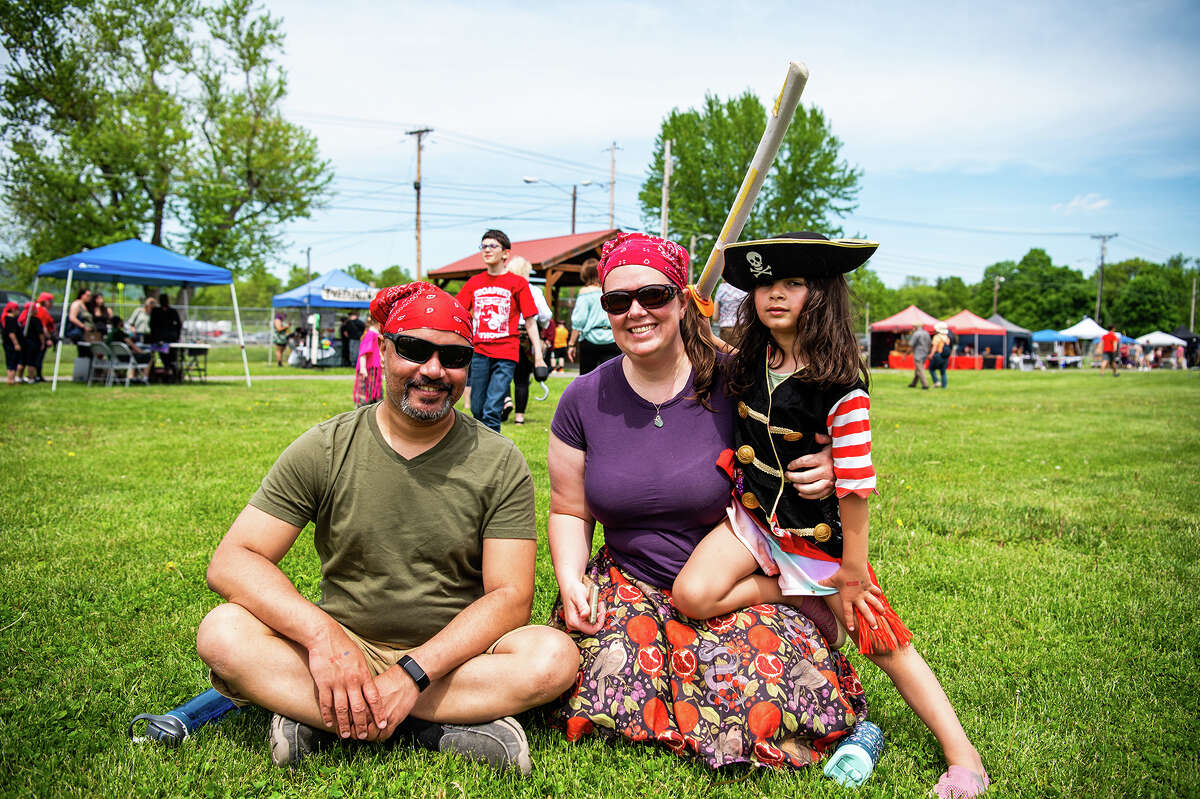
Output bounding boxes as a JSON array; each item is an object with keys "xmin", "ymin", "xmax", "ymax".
[{"xmin": 271, "ymin": 0, "xmax": 1200, "ymax": 288}]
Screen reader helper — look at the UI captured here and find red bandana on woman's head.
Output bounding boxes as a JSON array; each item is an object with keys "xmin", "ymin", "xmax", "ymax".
[
  {"xmin": 370, "ymin": 282, "xmax": 473, "ymax": 344},
  {"xmin": 598, "ymin": 232, "xmax": 690, "ymax": 290},
  {"xmin": 2, "ymin": 302, "xmax": 16, "ymax": 318}
]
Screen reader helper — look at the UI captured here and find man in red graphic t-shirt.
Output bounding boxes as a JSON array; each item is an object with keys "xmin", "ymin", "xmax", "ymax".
[
  {"xmin": 1101, "ymin": 326, "xmax": 1120, "ymax": 377},
  {"xmin": 457, "ymin": 230, "xmax": 545, "ymax": 432}
]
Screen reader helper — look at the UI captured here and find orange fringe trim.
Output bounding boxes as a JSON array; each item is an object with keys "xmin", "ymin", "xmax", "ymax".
[{"xmin": 852, "ymin": 563, "xmax": 912, "ymax": 655}]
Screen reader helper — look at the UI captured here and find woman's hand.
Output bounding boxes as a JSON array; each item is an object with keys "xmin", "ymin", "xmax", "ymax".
[
  {"xmin": 817, "ymin": 563, "xmax": 885, "ymax": 633},
  {"xmin": 785, "ymin": 433, "xmax": 835, "ymax": 500},
  {"xmin": 560, "ymin": 577, "xmax": 604, "ymax": 635},
  {"xmin": 567, "ymin": 345, "xmax": 577, "ymax": 363}
]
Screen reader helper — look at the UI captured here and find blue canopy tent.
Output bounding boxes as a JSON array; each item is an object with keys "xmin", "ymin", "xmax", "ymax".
[
  {"xmin": 272, "ymin": 270, "xmax": 375, "ymax": 367},
  {"xmin": 36, "ymin": 239, "xmax": 251, "ymax": 389},
  {"xmin": 272, "ymin": 269, "xmax": 375, "ymax": 309},
  {"xmin": 1032, "ymin": 329, "xmax": 1076, "ymax": 343}
]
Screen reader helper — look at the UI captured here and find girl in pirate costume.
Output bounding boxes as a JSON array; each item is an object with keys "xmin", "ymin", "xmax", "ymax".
[{"xmin": 673, "ymin": 233, "xmax": 988, "ymax": 799}]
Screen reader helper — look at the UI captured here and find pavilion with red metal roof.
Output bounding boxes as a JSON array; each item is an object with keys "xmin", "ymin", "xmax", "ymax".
[{"xmin": 425, "ymin": 229, "xmax": 620, "ymax": 315}]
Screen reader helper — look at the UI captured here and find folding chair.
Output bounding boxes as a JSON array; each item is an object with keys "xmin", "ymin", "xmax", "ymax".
[
  {"xmin": 108, "ymin": 342, "xmax": 145, "ymax": 387},
  {"xmin": 87, "ymin": 341, "xmax": 114, "ymax": 387}
]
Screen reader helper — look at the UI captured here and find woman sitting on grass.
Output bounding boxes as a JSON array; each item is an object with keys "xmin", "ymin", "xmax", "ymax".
[{"xmin": 548, "ymin": 233, "xmax": 862, "ymax": 771}]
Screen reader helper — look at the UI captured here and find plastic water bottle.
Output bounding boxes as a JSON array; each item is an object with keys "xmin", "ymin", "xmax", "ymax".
[
  {"xmin": 823, "ymin": 720, "xmax": 884, "ymax": 788},
  {"xmin": 129, "ymin": 688, "xmax": 239, "ymax": 746}
]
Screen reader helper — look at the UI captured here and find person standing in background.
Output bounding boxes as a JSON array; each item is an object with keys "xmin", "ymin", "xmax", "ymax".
[
  {"xmin": 343, "ymin": 310, "xmax": 366, "ymax": 372},
  {"xmin": 1100, "ymin": 326, "xmax": 1120, "ymax": 377},
  {"xmin": 505, "ymin": 256, "xmax": 552, "ymax": 426},
  {"xmin": 3, "ymin": 302, "xmax": 22, "ymax": 385},
  {"xmin": 566, "ymin": 258, "xmax": 620, "ymax": 375},
  {"xmin": 908, "ymin": 324, "xmax": 931, "ymax": 389},
  {"xmin": 713, "ymin": 280, "xmax": 748, "ymax": 342},
  {"xmin": 19, "ymin": 293, "xmax": 55, "ymax": 383},
  {"xmin": 353, "ymin": 317, "xmax": 383, "ymax": 406},
  {"xmin": 127, "ymin": 296, "xmax": 157, "ymax": 344},
  {"xmin": 456, "ymin": 230, "xmax": 545, "ymax": 433}
]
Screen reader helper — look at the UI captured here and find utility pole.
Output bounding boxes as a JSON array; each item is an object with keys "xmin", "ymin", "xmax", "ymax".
[
  {"xmin": 407, "ymin": 127, "xmax": 432, "ymax": 279},
  {"xmin": 660, "ymin": 139, "xmax": 672, "ymax": 237},
  {"xmin": 305, "ymin": 246, "xmax": 312, "ymax": 366},
  {"xmin": 571, "ymin": 185, "xmax": 577, "ymax": 235},
  {"xmin": 604, "ymin": 141, "xmax": 621, "ymax": 229},
  {"xmin": 1191, "ymin": 274, "xmax": 1196, "ymax": 331},
  {"xmin": 992, "ymin": 275, "xmax": 1005, "ymax": 315},
  {"xmin": 1092, "ymin": 233, "xmax": 1117, "ymax": 324}
]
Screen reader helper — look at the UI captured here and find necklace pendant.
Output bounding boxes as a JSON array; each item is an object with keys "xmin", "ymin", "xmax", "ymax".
[{"xmin": 653, "ymin": 414, "xmax": 664, "ymax": 428}]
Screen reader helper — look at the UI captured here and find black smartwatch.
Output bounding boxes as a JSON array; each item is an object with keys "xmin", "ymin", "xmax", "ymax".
[{"xmin": 397, "ymin": 654, "xmax": 430, "ymax": 692}]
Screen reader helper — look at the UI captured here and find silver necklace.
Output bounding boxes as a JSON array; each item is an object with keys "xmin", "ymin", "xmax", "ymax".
[{"xmin": 646, "ymin": 359, "xmax": 686, "ymax": 428}]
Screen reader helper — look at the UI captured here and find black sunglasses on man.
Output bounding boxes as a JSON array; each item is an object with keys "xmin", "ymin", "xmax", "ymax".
[{"xmin": 382, "ymin": 332, "xmax": 474, "ymax": 369}]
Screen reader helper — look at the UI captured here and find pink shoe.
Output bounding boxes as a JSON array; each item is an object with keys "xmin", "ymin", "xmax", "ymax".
[{"xmin": 932, "ymin": 765, "xmax": 989, "ymax": 799}]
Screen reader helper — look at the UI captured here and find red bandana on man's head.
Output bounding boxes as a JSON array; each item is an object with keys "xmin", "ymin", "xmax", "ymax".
[
  {"xmin": 37, "ymin": 292, "xmax": 54, "ymax": 304},
  {"xmin": 370, "ymin": 282, "xmax": 473, "ymax": 344},
  {"xmin": 2, "ymin": 302, "xmax": 16, "ymax": 318},
  {"xmin": 598, "ymin": 232, "xmax": 690, "ymax": 290}
]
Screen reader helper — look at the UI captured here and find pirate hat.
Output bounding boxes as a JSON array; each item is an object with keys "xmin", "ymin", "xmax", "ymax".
[{"xmin": 722, "ymin": 231, "xmax": 878, "ymax": 291}]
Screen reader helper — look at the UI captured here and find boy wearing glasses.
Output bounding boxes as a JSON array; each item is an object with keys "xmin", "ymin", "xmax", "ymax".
[
  {"xmin": 456, "ymin": 229, "xmax": 546, "ymax": 432},
  {"xmin": 197, "ymin": 282, "xmax": 577, "ymax": 772}
]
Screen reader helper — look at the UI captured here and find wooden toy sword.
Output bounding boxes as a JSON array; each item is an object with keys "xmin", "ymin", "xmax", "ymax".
[{"xmin": 691, "ymin": 61, "xmax": 810, "ymax": 314}]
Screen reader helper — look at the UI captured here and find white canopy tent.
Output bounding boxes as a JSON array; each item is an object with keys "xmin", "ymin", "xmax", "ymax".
[
  {"xmin": 1060, "ymin": 316, "xmax": 1108, "ymax": 339},
  {"xmin": 1136, "ymin": 331, "xmax": 1186, "ymax": 347}
]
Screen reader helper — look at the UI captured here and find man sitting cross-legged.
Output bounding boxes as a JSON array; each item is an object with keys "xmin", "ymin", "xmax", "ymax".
[{"xmin": 196, "ymin": 282, "xmax": 578, "ymax": 772}]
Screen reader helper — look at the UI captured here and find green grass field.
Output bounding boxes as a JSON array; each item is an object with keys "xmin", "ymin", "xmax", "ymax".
[{"xmin": 2, "ymin": 368, "xmax": 1198, "ymax": 798}]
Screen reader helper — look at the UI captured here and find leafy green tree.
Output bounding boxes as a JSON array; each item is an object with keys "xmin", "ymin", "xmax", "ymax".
[
  {"xmin": 639, "ymin": 92, "xmax": 861, "ymax": 250},
  {"xmin": 0, "ymin": 0, "xmax": 331, "ymax": 285},
  {"xmin": 181, "ymin": 0, "xmax": 330, "ymax": 271},
  {"xmin": 996, "ymin": 249, "xmax": 1091, "ymax": 330},
  {"xmin": 846, "ymin": 265, "xmax": 893, "ymax": 332},
  {"xmin": 377, "ymin": 265, "xmax": 413, "ymax": 288},
  {"xmin": 1110, "ymin": 271, "xmax": 1180, "ymax": 335}
]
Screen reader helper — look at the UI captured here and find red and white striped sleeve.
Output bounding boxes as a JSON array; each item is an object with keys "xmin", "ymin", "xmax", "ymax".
[{"xmin": 825, "ymin": 388, "xmax": 878, "ymax": 498}]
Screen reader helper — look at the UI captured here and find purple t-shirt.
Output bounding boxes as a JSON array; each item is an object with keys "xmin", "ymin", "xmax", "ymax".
[{"xmin": 551, "ymin": 355, "xmax": 734, "ymax": 588}]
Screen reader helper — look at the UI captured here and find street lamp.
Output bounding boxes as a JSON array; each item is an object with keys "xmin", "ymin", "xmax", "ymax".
[
  {"xmin": 992, "ymin": 275, "xmax": 1006, "ymax": 315},
  {"xmin": 522, "ymin": 177, "xmax": 597, "ymax": 234}
]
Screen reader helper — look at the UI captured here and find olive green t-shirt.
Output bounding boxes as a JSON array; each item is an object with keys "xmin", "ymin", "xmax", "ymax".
[{"xmin": 249, "ymin": 405, "xmax": 535, "ymax": 647}]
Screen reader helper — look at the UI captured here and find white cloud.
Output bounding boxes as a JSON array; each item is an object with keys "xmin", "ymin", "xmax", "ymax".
[{"xmin": 1053, "ymin": 193, "xmax": 1112, "ymax": 214}]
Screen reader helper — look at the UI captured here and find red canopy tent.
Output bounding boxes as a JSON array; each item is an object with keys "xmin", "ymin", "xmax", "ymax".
[
  {"xmin": 941, "ymin": 309, "xmax": 1005, "ymax": 335},
  {"xmin": 942, "ymin": 309, "xmax": 1007, "ymax": 368},
  {"xmin": 870, "ymin": 304, "xmax": 939, "ymax": 332},
  {"xmin": 868, "ymin": 305, "xmax": 939, "ymax": 367}
]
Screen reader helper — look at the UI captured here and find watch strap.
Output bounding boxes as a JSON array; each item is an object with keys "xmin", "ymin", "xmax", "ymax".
[{"xmin": 397, "ymin": 654, "xmax": 430, "ymax": 692}]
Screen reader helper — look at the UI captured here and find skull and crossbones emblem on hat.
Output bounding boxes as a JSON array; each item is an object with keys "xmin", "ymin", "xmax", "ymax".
[{"xmin": 746, "ymin": 250, "xmax": 771, "ymax": 279}]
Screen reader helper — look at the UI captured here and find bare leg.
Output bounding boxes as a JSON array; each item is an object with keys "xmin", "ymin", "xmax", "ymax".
[
  {"xmin": 671, "ymin": 520, "xmax": 771, "ymax": 619},
  {"xmin": 864, "ymin": 644, "xmax": 984, "ymax": 775},
  {"xmin": 197, "ymin": 604, "xmax": 577, "ymax": 732}
]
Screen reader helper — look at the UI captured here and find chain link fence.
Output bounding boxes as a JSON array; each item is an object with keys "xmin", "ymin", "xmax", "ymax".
[{"xmin": 109, "ymin": 304, "xmax": 346, "ymax": 347}]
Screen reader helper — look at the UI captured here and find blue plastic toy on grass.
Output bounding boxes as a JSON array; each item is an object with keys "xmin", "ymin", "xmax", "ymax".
[
  {"xmin": 129, "ymin": 689, "xmax": 238, "ymax": 746},
  {"xmin": 823, "ymin": 720, "xmax": 885, "ymax": 788}
]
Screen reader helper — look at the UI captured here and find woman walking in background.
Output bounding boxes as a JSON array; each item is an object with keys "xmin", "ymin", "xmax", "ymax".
[
  {"xmin": 272, "ymin": 312, "xmax": 290, "ymax": 366},
  {"xmin": 353, "ymin": 317, "xmax": 382, "ymax": 406}
]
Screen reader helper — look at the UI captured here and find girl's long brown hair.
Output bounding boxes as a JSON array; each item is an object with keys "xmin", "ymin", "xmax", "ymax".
[{"xmin": 725, "ymin": 274, "xmax": 867, "ymax": 397}]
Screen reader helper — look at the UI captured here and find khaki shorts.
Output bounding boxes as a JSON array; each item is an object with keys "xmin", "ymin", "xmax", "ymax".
[{"xmin": 211, "ymin": 620, "xmax": 541, "ymax": 707}]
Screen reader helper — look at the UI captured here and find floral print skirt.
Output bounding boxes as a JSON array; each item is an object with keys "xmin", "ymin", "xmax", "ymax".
[{"xmin": 549, "ymin": 547, "xmax": 868, "ymax": 770}]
